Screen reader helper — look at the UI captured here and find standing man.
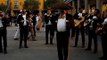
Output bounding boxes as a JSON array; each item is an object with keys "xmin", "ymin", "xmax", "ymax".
[
  {"xmin": 73, "ymin": 8, "xmax": 85, "ymax": 48},
  {"xmin": 32, "ymin": 12, "xmax": 38, "ymax": 38},
  {"xmin": 17, "ymin": 9, "xmax": 29, "ymax": 48},
  {"xmin": 99, "ymin": 18, "xmax": 107, "ymax": 60},
  {"xmin": 56, "ymin": 8, "xmax": 75, "ymax": 60},
  {"xmin": 0, "ymin": 9, "xmax": 8, "ymax": 54},
  {"xmin": 99, "ymin": 8, "xmax": 107, "ymax": 60},
  {"xmin": 85, "ymin": 9, "xmax": 100, "ymax": 53},
  {"xmin": 44, "ymin": 9, "xmax": 55, "ymax": 44}
]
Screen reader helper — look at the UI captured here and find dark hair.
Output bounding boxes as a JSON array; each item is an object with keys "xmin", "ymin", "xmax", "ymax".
[
  {"xmin": 95, "ymin": 9, "xmax": 100, "ymax": 14},
  {"xmin": 90, "ymin": 5, "xmax": 96, "ymax": 8},
  {"xmin": 34, "ymin": 10, "xmax": 39, "ymax": 15}
]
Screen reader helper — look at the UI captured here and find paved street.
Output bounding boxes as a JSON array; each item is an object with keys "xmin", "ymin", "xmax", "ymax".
[{"xmin": 0, "ymin": 26, "xmax": 103, "ymax": 60}]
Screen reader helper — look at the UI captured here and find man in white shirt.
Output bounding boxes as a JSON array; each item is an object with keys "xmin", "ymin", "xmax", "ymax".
[
  {"xmin": 0, "ymin": 9, "xmax": 8, "ymax": 54},
  {"xmin": 56, "ymin": 9, "xmax": 75, "ymax": 60},
  {"xmin": 44, "ymin": 9, "xmax": 55, "ymax": 45},
  {"xmin": 17, "ymin": 9, "xmax": 29, "ymax": 48}
]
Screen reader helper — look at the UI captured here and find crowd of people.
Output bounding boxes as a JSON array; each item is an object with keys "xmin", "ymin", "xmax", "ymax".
[{"xmin": 0, "ymin": 5, "xmax": 107, "ymax": 60}]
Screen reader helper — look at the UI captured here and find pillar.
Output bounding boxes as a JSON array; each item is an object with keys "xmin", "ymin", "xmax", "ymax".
[
  {"xmin": 77, "ymin": 0, "xmax": 80, "ymax": 12},
  {"xmin": 85, "ymin": 0, "xmax": 88, "ymax": 12}
]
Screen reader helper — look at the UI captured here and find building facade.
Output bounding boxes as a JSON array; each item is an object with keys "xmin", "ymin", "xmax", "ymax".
[
  {"xmin": 71, "ymin": 0, "xmax": 107, "ymax": 13},
  {"xmin": 39, "ymin": 0, "xmax": 44, "ymax": 10},
  {"xmin": 0, "ymin": 0, "xmax": 25, "ymax": 10}
]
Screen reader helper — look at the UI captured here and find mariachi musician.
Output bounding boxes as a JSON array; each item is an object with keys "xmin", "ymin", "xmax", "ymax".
[
  {"xmin": 85, "ymin": 9, "xmax": 101, "ymax": 53},
  {"xmin": 73, "ymin": 8, "xmax": 85, "ymax": 48},
  {"xmin": 17, "ymin": 9, "xmax": 29, "ymax": 48},
  {"xmin": 0, "ymin": 9, "xmax": 8, "ymax": 54},
  {"xmin": 44, "ymin": 9, "xmax": 55, "ymax": 45},
  {"xmin": 99, "ymin": 9, "xmax": 107, "ymax": 60},
  {"xmin": 55, "ymin": 7, "xmax": 75, "ymax": 60},
  {"xmin": 27, "ymin": 12, "xmax": 36, "ymax": 41}
]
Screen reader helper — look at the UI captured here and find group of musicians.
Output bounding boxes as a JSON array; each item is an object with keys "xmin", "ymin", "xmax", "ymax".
[
  {"xmin": 42, "ymin": 6, "xmax": 107, "ymax": 60},
  {"xmin": 73, "ymin": 6, "xmax": 107, "ymax": 60},
  {"xmin": 0, "ymin": 5, "xmax": 107, "ymax": 60}
]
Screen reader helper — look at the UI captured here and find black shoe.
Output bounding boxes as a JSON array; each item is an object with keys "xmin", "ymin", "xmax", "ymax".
[
  {"xmin": 4, "ymin": 51, "xmax": 7, "ymax": 54},
  {"xmin": 45, "ymin": 43, "xmax": 48, "ymax": 45},
  {"xmin": 14, "ymin": 38, "xmax": 19, "ymax": 40},
  {"xmin": 82, "ymin": 45, "xmax": 85, "ymax": 48},
  {"xmin": 50, "ymin": 42, "xmax": 53, "ymax": 45},
  {"xmin": 24, "ymin": 46, "xmax": 28, "ymax": 48},
  {"xmin": 93, "ymin": 51, "xmax": 97, "ymax": 54},
  {"xmin": 73, "ymin": 45, "xmax": 77, "ymax": 47},
  {"xmin": 99, "ymin": 56, "xmax": 105, "ymax": 59},
  {"xmin": 85, "ymin": 48, "xmax": 91, "ymax": 51},
  {"xmin": 19, "ymin": 46, "xmax": 22, "ymax": 49},
  {"xmin": 32, "ymin": 39, "xmax": 37, "ymax": 41},
  {"xmin": 0, "ymin": 50, "xmax": 3, "ymax": 53}
]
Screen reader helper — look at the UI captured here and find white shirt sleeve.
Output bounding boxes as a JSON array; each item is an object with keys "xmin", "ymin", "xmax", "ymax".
[{"xmin": 102, "ymin": 18, "xmax": 107, "ymax": 25}]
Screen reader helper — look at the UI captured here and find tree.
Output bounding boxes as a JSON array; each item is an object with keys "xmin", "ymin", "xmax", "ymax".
[
  {"xmin": 24, "ymin": 0, "xmax": 40, "ymax": 10},
  {"xmin": 0, "ymin": 3, "xmax": 7, "ymax": 12},
  {"xmin": 44, "ymin": 0, "xmax": 63, "ymax": 9}
]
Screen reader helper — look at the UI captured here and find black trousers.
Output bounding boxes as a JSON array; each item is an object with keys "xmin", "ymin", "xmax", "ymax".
[
  {"xmin": 45, "ymin": 25, "xmax": 55, "ymax": 44},
  {"xmin": 19, "ymin": 26, "xmax": 28, "ymax": 48},
  {"xmin": 87, "ymin": 30, "xmax": 97, "ymax": 52},
  {"xmin": 74, "ymin": 28, "xmax": 85, "ymax": 47},
  {"xmin": 56, "ymin": 32, "xmax": 69, "ymax": 60},
  {"xmin": 0, "ymin": 28, "xmax": 7, "ymax": 52},
  {"xmin": 101, "ymin": 31, "xmax": 107, "ymax": 59}
]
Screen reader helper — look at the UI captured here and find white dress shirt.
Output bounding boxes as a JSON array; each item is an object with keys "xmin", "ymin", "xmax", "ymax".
[
  {"xmin": 57, "ymin": 17, "xmax": 66, "ymax": 32},
  {"xmin": 23, "ymin": 15, "xmax": 27, "ymax": 26},
  {"xmin": 0, "ymin": 17, "xmax": 3, "ymax": 27},
  {"xmin": 103, "ymin": 18, "xmax": 107, "ymax": 25},
  {"xmin": 78, "ymin": 13, "xmax": 82, "ymax": 17}
]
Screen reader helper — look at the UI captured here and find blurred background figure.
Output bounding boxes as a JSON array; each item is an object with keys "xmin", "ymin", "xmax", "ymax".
[
  {"xmin": 44, "ymin": 9, "xmax": 55, "ymax": 45},
  {"xmin": 17, "ymin": 9, "xmax": 29, "ymax": 48},
  {"xmin": 0, "ymin": 9, "xmax": 8, "ymax": 54}
]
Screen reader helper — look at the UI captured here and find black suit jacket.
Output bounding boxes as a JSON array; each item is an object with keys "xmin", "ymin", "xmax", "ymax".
[
  {"xmin": 2, "ymin": 17, "xmax": 8, "ymax": 28},
  {"xmin": 44, "ymin": 14, "xmax": 56, "ymax": 25},
  {"xmin": 17, "ymin": 14, "xmax": 29, "ymax": 28},
  {"xmin": 55, "ymin": 13, "xmax": 75, "ymax": 37},
  {"xmin": 32, "ymin": 15, "xmax": 37, "ymax": 26},
  {"xmin": 87, "ymin": 15, "xmax": 101, "ymax": 31}
]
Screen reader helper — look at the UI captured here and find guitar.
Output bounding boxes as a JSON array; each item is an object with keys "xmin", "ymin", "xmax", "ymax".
[{"xmin": 74, "ymin": 17, "xmax": 85, "ymax": 28}]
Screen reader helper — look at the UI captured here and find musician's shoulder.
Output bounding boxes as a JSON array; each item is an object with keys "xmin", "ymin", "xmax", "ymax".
[
  {"xmin": 67, "ymin": 13, "xmax": 72, "ymax": 15},
  {"xmin": 66, "ymin": 14, "xmax": 72, "ymax": 17}
]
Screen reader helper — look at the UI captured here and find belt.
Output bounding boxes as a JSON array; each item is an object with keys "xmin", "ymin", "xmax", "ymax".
[
  {"xmin": 0, "ymin": 27, "xmax": 4, "ymax": 30},
  {"xmin": 0, "ymin": 27, "xmax": 3, "ymax": 28}
]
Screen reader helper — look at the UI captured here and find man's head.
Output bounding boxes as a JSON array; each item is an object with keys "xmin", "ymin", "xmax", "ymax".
[
  {"xmin": 94, "ymin": 9, "xmax": 100, "ymax": 15},
  {"xmin": 0, "ymin": 8, "xmax": 3, "ymax": 17},
  {"xmin": 47, "ymin": 9, "xmax": 51, "ymax": 14},
  {"xmin": 22, "ymin": 9, "xmax": 26, "ymax": 14},
  {"xmin": 79, "ymin": 8, "xmax": 83, "ymax": 13},
  {"xmin": 29, "ymin": 12, "xmax": 33, "ymax": 18}
]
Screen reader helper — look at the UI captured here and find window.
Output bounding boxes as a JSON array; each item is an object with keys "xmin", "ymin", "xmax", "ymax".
[{"xmin": 14, "ymin": 0, "xmax": 18, "ymax": 9}]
